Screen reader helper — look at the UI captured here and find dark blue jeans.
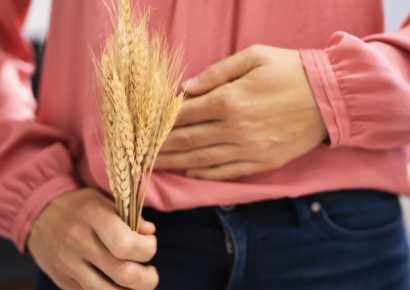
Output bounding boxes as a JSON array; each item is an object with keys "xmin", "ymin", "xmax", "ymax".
[{"xmin": 36, "ymin": 189, "xmax": 410, "ymax": 290}]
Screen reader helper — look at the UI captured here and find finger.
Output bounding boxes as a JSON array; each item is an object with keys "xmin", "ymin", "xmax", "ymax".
[
  {"xmin": 155, "ymin": 144, "xmax": 241, "ymax": 170},
  {"xmin": 174, "ymin": 91, "xmax": 222, "ymax": 127},
  {"xmin": 138, "ymin": 218, "xmax": 156, "ymax": 235},
  {"xmin": 161, "ymin": 122, "xmax": 228, "ymax": 152},
  {"xmin": 64, "ymin": 278, "xmax": 84, "ymax": 290},
  {"xmin": 181, "ymin": 45, "xmax": 261, "ymax": 95},
  {"xmin": 53, "ymin": 275, "xmax": 84, "ymax": 290},
  {"xmin": 69, "ymin": 260, "xmax": 126, "ymax": 290},
  {"xmin": 85, "ymin": 234, "xmax": 159, "ymax": 290},
  {"xmin": 88, "ymin": 205, "xmax": 157, "ymax": 263},
  {"xmin": 186, "ymin": 161, "xmax": 261, "ymax": 181}
]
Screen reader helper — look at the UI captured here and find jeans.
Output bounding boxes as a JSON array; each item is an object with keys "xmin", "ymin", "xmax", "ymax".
[{"xmin": 35, "ymin": 189, "xmax": 410, "ymax": 290}]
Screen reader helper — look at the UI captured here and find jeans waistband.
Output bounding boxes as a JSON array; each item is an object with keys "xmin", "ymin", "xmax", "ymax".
[{"xmin": 217, "ymin": 188, "xmax": 397, "ymax": 227}]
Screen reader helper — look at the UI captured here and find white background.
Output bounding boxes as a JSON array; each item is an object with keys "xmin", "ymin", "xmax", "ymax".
[{"xmin": 22, "ymin": 0, "xmax": 410, "ymax": 236}]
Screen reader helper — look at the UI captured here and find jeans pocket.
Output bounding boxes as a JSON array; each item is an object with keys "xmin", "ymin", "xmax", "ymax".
[{"xmin": 317, "ymin": 190, "xmax": 403, "ymax": 241}]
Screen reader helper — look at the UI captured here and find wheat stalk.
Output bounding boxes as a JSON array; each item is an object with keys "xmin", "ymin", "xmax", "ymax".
[
  {"xmin": 135, "ymin": 92, "xmax": 184, "ymax": 230},
  {"xmin": 95, "ymin": 0, "xmax": 185, "ymax": 231},
  {"xmin": 129, "ymin": 15, "xmax": 150, "ymax": 230}
]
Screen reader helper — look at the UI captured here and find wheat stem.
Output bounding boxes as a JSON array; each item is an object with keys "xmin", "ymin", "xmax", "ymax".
[
  {"xmin": 134, "ymin": 173, "xmax": 144, "ymax": 231},
  {"xmin": 129, "ymin": 167, "xmax": 136, "ymax": 230},
  {"xmin": 136, "ymin": 155, "xmax": 156, "ymax": 232},
  {"xmin": 136, "ymin": 93, "xmax": 184, "ymax": 230}
]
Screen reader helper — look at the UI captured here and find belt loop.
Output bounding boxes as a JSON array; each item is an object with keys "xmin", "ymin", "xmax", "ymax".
[{"xmin": 291, "ymin": 196, "xmax": 312, "ymax": 227}]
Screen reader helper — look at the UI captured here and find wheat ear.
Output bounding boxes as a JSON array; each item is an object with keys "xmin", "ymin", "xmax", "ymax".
[
  {"xmin": 139, "ymin": 34, "xmax": 175, "ymax": 173},
  {"xmin": 112, "ymin": 126, "xmax": 131, "ymax": 223},
  {"xmin": 101, "ymin": 54, "xmax": 122, "ymax": 213},
  {"xmin": 112, "ymin": 70, "xmax": 135, "ymax": 219},
  {"xmin": 130, "ymin": 22, "xmax": 148, "ymax": 174},
  {"xmin": 116, "ymin": 0, "xmax": 132, "ymax": 91}
]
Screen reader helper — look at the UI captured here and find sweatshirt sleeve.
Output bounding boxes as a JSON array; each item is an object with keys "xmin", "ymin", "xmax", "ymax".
[
  {"xmin": 0, "ymin": 0, "xmax": 80, "ymax": 252},
  {"xmin": 300, "ymin": 15, "xmax": 410, "ymax": 150}
]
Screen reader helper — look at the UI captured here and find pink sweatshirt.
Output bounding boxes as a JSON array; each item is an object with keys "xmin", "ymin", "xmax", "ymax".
[{"xmin": 1, "ymin": 0, "xmax": 410, "ymax": 252}]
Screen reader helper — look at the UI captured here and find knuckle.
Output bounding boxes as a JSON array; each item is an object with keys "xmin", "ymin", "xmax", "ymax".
[
  {"xmin": 146, "ymin": 237, "xmax": 157, "ymax": 260},
  {"xmin": 65, "ymin": 225, "xmax": 84, "ymax": 247},
  {"xmin": 78, "ymin": 198, "xmax": 102, "ymax": 219},
  {"xmin": 115, "ymin": 263, "xmax": 136, "ymax": 286},
  {"xmin": 206, "ymin": 64, "xmax": 221, "ymax": 82},
  {"xmin": 139, "ymin": 237, "xmax": 157, "ymax": 262},
  {"xmin": 246, "ymin": 44, "xmax": 264, "ymax": 58},
  {"xmin": 217, "ymin": 93, "xmax": 240, "ymax": 115},
  {"xmin": 192, "ymin": 150, "xmax": 213, "ymax": 167},
  {"xmin": 112, "ymin": 233, "xmax": 133, "ymax": 259},
  {"xmin": 173, "ymin": 131, "xmax": 194, "ymax": 150}
]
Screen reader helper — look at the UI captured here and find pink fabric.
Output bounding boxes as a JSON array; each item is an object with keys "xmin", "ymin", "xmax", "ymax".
[{"xmin": 1, "ymin": 0, "xmax": 409, "ymax": 252}]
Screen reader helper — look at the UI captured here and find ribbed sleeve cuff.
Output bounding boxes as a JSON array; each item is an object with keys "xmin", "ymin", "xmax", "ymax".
[
  {"xmin": 11, "ymin": 175, "xmax": 80, "ymax": 253},
  {"xmin": 300, "ymin": 49, "xmax": 350, "ymax": 148}
]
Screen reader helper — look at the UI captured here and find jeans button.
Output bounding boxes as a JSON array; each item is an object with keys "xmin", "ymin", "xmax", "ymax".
[
  {"xmin": 219, "ymin": 205, "xmax": 236, "ymax": 212},
  {"xmin": 310, "ymin": 201, "xmax": 321, "ymax": 213}
]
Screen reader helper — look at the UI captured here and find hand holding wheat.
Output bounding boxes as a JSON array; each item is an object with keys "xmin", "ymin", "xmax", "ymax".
[
  {"xmin": 94, "ymin": 0, "xmax": 184, "ymax": 231},
  {"xmin": 28, "ymin": 188, "xmax": 159, "ymax": 290}
]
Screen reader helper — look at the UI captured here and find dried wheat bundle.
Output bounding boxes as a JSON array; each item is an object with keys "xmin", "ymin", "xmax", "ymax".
[{"xmin": 94, "ymin": 0, "xmax": 184, "ymax": 231}]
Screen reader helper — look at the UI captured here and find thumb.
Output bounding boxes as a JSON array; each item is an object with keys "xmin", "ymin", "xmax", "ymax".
[{"xmin": 181, "ymin": 45, "xmax": 261, "ymax": 95}]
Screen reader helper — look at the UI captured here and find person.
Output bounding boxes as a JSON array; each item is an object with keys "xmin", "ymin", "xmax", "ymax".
[{"xmin": 1, "ymin": 0, "xmax": 410, "ymax": 289}]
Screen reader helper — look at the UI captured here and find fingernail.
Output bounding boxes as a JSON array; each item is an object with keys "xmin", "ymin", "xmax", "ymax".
[{"xmin": 182, "ymin": 77, "xmax": 198, "ymax": 90}]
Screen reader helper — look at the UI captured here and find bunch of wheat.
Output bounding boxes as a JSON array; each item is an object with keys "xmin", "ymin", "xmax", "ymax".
[{"xmin": 93, "ymin": 0, "xmax": 184, "ymax": 231}]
